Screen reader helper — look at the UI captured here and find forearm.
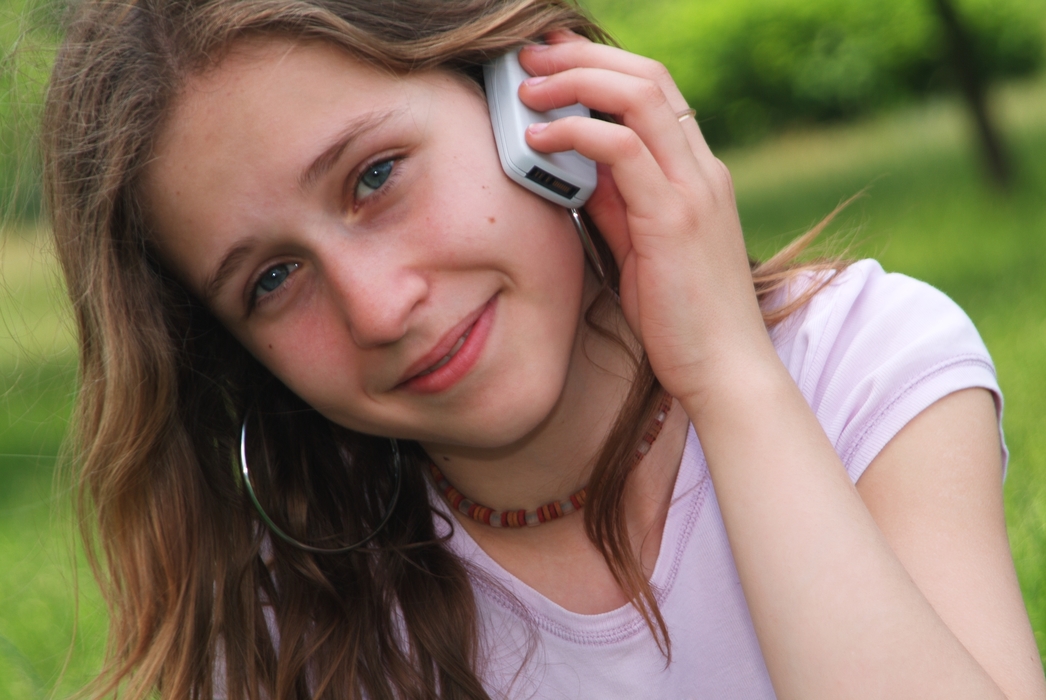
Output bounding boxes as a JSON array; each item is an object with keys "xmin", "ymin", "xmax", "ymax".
[
  {"xmin": 517, "ymin": 33, "xmax": 1028, "ymax": 696},
  {"xmin": 680, "ymin": 351, "xmax": 1006, "ymax": 699}
]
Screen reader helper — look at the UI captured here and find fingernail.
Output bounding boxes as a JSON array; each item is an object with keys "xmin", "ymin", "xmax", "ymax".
[
  {"xmin": 523, "ymin": 76, "xmax": 547, "ymax": 87},
  {"xmin": 527, "ymin": 122, "xmax": 549, "ymax": 134}
]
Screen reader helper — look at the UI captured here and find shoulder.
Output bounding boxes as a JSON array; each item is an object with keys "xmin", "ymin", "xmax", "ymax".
[
  {"xmin": 771, "ymin": 259, "xmax": 991, "ymax": 373},
  {"xmin": 769, "ymin": 259, "xmax": 1003, "ymax": 483}
]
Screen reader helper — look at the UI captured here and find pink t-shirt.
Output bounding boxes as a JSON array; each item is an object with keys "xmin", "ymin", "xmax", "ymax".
[{"xmin": 437, "ymin": 260, "xmax": 1005, "ymax": 699}]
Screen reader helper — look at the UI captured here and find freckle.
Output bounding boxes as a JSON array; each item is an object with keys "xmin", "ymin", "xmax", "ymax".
[
  {"xmin": 268, "ymin": 344, "xmax": 273, "ymax": 349},
  {"xmin": 488, "ymin": 217, "xmax": 496, "ymax": 224},
  {"xmin": 442, "ymin": 456, "xmax": 450, "ymax": 462}
]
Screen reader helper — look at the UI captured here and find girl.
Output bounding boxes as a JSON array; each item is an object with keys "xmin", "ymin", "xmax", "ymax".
[{"xmin": 41, "ymin": 0, "xmax": 1045, "ymax": 698}]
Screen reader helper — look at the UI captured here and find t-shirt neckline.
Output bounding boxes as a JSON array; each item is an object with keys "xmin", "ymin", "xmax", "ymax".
[{"xmin": 433, "ymin": 423, "xmax": 712, "ymax": 646}]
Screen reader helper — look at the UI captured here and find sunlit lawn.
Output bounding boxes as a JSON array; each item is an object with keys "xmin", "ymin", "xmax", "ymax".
[{"xmin": 1, "ymin": 75, "xmax": 1045, "ymax": 696}]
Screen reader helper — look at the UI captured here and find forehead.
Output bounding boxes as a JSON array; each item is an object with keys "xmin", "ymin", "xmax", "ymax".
[
  {"xmin": 151, "ymin": 39, "xmax": 404, "ymax": 201},
  {"xmin": 144, "ymin": 38, "xmax": 479, "ymax": 287},
  {"xmin": 154, "ymin": 37, "xmax": 477, "ymax": 173},
  {"xmin": 164, "ymin": 39, "xmax": 399, "ymax": 142}
]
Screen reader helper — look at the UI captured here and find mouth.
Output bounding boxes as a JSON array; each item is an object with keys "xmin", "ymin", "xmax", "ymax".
[
  {"xmin": 416, "ymin": 327, "xmax": 472, "ymax": 376},
  {"xmin": 398, "ymin": 296, "xmax": 498, "ymax": 393}
]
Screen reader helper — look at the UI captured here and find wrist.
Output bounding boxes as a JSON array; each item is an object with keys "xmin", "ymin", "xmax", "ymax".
[{"xmin": 673, "ymin": 340, "xmax": 793, "ymax": 425}]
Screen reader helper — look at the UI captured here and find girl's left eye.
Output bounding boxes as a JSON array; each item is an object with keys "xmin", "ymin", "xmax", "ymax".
[
  {"xmin": 252, "ymin": 262, "xmax": 300, "ymax": 302},
  {"xmin": 354, "ymin": 159, "xmax": 395, "ymax": 201}
]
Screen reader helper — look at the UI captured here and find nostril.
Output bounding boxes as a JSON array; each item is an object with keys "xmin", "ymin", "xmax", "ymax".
[{"xmin": 340, "ymin": 271, "xmax": 429, "ymax": 350}]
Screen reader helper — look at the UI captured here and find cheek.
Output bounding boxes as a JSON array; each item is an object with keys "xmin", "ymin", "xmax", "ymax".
[
  {"xmin": 242, "ymin": 305, "xmax": 365, "ymax": 407},
  {"xmin": 513, "ymin": 205, "xmax": 588, "ymax": 301}
]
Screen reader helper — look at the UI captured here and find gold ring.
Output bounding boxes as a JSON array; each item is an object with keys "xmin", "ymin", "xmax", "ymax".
[{"xmin": 676, "ymin": 108, "xmax": 696, "ymax": 122}]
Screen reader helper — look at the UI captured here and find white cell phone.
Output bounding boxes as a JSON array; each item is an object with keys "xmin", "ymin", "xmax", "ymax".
[{"xmin": 483, "ymin": 49, "xmax": 597, "ymax": 208}]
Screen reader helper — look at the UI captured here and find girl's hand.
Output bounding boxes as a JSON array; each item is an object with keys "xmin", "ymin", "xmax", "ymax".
[
  {"xmin": 518, "ymin": 31, "xmax": 776, "ymax": 405},
  {"xmin": 523, "ymin": 33, "xmax": 1045, "ymax": 700}
]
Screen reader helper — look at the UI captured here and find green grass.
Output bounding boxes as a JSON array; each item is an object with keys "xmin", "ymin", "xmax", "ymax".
[
  {"xmin": 0, "ymin": 231, "xmax": 105, "ymax": 700},
  {"xmin": 1, "ymin": 76, "xmax": 1045, "ymax": 697}
]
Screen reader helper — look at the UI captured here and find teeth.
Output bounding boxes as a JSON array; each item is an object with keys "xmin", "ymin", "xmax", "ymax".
[{"xmin": 417, "ymin": 328, "xmax": 470, "ymax": 376}]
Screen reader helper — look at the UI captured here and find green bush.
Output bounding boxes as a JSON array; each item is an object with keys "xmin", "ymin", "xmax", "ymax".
[
  {"xmin": 1, "ymin": 0, "xmax": 58, "ymax": 226},
  {"xmin": 584, "ymin": 0, "xmax": 1045, "ymax": 145},
  {"xmin": 1, "ymin": 0, "xmax": 1044, "ymax": 220}
]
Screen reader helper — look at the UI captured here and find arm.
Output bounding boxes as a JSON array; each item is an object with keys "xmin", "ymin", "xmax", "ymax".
[
  {"xmin": 519, "ymin": 33, "xmax": 1044, "ymax": 699},
  {"xmin": 857, "ymin": 387, "xmax": 1045, "ymax": 699},
  {"xmin": 680, "ymin": 359, "xmax": 1034, "ymax": 699}
]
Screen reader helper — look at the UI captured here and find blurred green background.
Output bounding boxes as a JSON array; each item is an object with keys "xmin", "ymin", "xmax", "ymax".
[{"xmin": 2, "ymin": 0, "xmax": 1045, "ymax": 696}]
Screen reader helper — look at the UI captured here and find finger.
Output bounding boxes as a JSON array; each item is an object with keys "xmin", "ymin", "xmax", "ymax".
[
  {"xmin": 583, "ymin": 163, "xmax": 636, "ymax": 267},
  {"xmin": 520, "ymin": 41, "xmax": 714, "ymax": 161},
  {"xmin": 579, "ymin": 161, "xmax": 628, "ymax": 237},
  {"xmin": 525, "ymin": 116, "xmax": 690, "ymax": 248},
  {"xmin": 541, "ymin": 28, "xmax": 588, "ymax": 45},
  {"xmin": 519, "ymin": 67, "xmax": 703, "ymax": 184},
  {"xmin": 522, "ymin": 40, "xmax": 684, "ymax": 109},
  {"xmin": 586, "ymin": 162, "xmax": 627, "ymax": 226}
]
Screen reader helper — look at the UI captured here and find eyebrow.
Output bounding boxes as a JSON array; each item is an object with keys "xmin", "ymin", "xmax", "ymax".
[
  {"xmin": 202, "ymin": 240, "xmax": 255, "ymax": 306},
  {"xmin": 297, "ymin": 107, "xmax": 403, "ymax": 191}
]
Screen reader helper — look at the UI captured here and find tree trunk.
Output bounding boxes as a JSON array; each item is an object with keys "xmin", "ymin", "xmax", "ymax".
[{"xmin": 931, "ymin": 0, "xmax": 1012, "ymax": 188}]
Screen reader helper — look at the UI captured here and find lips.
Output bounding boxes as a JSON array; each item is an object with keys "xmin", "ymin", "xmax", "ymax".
[
  {"xmin": 398, "ymin": 296, "xmax": 497, "ymax": 392},
  {"xmin": 416, "ymin": 327, "xmax": 471, "ymax": 376}
]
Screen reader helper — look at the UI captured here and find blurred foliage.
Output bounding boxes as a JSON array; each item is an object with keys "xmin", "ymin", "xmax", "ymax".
[
  {"xmin": 1, "ymin": 0, "xmax": 1045, "ymax": 222},
  {"xmin": 1, "ymin": 0, "xmax": 59, "ymax": 226},
  {"xmin": 583, "ymin": 0, "xmax": 1045, "ymax": 145}
]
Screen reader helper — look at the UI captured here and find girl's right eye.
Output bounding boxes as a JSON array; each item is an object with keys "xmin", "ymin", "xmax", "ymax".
[
  {"xmin": 353, "ymin": 158, "xmax": 396, "ymax": 203},
  {"xmin": 253, "ymin": 262, "xmax": 300, "ymax": 301}
]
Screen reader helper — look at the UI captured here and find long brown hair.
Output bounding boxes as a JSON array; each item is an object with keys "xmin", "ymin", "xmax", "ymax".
[{"xmin": 42, "ymin": 1, "xmax": 844, "ymax": 698}]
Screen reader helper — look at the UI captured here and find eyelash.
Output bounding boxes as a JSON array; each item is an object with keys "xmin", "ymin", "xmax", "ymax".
[
  {"xmin": 246, "ymin": 261, "xmax": 300, "ymax": 314},
  {"xmin": 349, "ymin": 156, "xmax": 401, "ymax": 211}
]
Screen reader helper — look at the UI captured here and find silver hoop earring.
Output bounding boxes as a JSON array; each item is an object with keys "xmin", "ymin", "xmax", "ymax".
[
  {"xmin": 238, "ymin": 411, "xmax": 402, "ymax": 554},
  {"xmin": 570, "ymin": 208, "xmax": 606, "ymax": 283}
]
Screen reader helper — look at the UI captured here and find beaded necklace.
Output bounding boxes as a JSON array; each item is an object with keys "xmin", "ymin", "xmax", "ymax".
[{"xmin": 430, "ymin": 392, "xmax": 673, "ymax": 528}]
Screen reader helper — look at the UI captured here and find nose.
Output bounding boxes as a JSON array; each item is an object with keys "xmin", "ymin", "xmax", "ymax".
[{"xmin": 324, "ymin": 245, "xmax": 429, "ymax": 349}]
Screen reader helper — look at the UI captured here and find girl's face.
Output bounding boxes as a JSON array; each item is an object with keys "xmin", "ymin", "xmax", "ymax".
[{"xmin": 147, "ymin": 39, "xmax": 592, "ymax": 449}]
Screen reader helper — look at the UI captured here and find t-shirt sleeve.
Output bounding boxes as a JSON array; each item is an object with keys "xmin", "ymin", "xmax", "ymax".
[{"xmin": 772, "ymin": 259, "xmax": 1005, "ymax": 484}]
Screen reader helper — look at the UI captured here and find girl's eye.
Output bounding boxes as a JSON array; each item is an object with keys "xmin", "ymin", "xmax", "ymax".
[
  {"xmin": 254, "ymin": 262, "xmax": 299, "ymax": 299},
  {"xmin": 354, "ymin": 159, "xmax": 395, "ymax": 201}
]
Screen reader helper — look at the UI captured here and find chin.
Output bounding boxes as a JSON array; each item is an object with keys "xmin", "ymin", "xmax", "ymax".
[{"xmin": 416, "ymin": 367, "xmax": 572, "ymax": 450}]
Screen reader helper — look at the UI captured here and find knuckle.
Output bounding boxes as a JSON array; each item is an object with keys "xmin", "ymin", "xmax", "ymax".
[
  {"xmin": 636, "ymin": 79, "xmax": 668, "ymax": 108},
  {"xmin": 643, "ymin": 58, "xmax": 673, "ymax": 85},
  {"xmin": 675, "ymin": 205, "xmax": 702, "ymax": 234},
  {"xmin": 660, "ymin": 201, "xmax": 700, "ymax": 235},
  {"xmin": 711, "ymin": 158, "xmax": 735, "ymax": 197},
  {"xmin": 567, "ymin": 40, "xmax": 590, "ymax": 59},
  {"xmin": 684, "ymin": 178, "xmax": 717, "ymax": 211},
  {"xmin": 614, "ymin": 129, "xmax": 645, "ymax": 159}
]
